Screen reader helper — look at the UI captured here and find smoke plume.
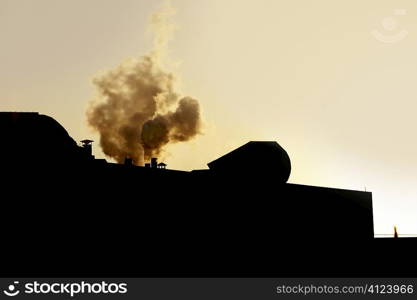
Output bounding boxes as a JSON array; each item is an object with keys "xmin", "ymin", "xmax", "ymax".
[{"xmin": 86, "ymin": 3, "xmax": 202, "ymax": 165}]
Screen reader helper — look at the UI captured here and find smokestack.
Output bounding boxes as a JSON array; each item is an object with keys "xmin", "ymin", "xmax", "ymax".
[
  {"xmin": 151, "ymin": 157, "xmax": 158, "ymax": 169},
  {"xmin": 124, "ymin": 157, "xmax": 133, "ymax": 166}
]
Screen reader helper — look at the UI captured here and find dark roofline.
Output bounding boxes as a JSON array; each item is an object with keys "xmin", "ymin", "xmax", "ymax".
[
  {"xmin": 207, "ymin": 141, "xmax": 279, "ymax": 168},
  {"xmin": 105, "ymin": 161, "xmax": 188, "ymax": 174},
  {"xmin": 0, "ymin": 111, "xmax": 39, "ymax": 114}
]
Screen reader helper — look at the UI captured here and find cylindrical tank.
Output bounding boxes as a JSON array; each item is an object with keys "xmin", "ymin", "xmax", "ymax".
[{"xmin": 207, "ymin": 141, "xmax": 291, "ymax": 183}]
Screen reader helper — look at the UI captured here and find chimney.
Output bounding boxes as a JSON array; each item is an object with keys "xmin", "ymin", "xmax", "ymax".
[
  {"xmin": 80, "ymin": 139, "xmax": 94, "ymax": 158},
  {"xmin": 124, "ymin": 157, "xmax": 133, "ymax": 166},
  {"xmin": 151, "ymin": 157, "xmax": 158, "ymax": 169}
]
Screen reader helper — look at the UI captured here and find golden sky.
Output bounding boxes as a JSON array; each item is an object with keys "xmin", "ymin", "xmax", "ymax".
[{"xmin": 1, "ymin": 0, "xmax": 417, "ymax": 234}]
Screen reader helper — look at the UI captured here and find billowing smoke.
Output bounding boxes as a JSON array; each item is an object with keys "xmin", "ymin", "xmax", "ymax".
[{"xmin": 86, "ymin": 3, "xmax": 202, "ymax": 165}]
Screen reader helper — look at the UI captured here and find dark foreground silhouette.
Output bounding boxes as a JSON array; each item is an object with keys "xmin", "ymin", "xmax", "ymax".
[{"xmin": 0, "ymin": 112, "xmax": 415, "ymax": 277}]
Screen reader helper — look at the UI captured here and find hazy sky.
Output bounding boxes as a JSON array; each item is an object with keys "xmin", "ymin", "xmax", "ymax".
[{"xmin": 1, "ymin": 0, "xmax": 416, "ymax": 234}]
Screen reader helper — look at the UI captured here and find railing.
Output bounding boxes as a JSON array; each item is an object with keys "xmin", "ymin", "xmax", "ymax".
[{"xmin": 374, "ymin": 234, "xmax": 417, "ymax": 238}]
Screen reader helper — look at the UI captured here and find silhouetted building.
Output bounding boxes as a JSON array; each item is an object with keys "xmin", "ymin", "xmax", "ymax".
[
  {"xmin": 0, "ymin": 111, "xmax": 373, "ymax": 241},
  {"xmin": 1, "ymin": 111, "xmax": 415, "ymax": 277}
]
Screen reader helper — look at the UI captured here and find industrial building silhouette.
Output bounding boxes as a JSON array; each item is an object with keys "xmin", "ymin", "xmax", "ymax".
[{"xmin": 0, "ymin": 112, "xmax": 415, "ymax": 277}]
